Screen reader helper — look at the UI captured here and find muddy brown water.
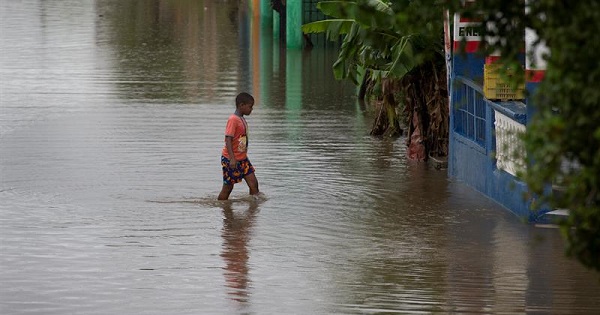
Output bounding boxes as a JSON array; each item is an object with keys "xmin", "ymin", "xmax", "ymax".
[{"xmin": 1, "ymin": 1, "xmax": 599, "ymax": 314}]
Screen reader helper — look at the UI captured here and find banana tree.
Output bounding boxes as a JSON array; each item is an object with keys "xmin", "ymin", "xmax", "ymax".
[{"xmin": 302, "ymin": 0, "xmax": 448, "ymax": 160}]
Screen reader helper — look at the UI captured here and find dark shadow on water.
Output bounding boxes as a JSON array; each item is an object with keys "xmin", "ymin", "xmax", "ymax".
[{"xmin": 219, "ymin": 198, "xmax": 259, "ymax": 307}]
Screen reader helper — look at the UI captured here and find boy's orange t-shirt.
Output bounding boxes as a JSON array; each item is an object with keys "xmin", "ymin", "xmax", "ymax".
[{"xmin": 221, "ymin": 114, "xmax": 248, "ymax": 161}]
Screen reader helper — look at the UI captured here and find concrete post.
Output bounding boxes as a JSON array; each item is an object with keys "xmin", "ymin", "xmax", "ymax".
[
  {"xmin": 286, "ymin": 0, "xmax": 303, "ymax": 49},
  {"xmin": 260, "ymin": 26, "xmax": 273, "ymax": 108},
  {"xmin": 260, "ymin": 0, "xmax": 273, "ymax": 28},
  {"xmin": 273, "ymin": 11, "xmax": 280, "ymax": 41}
]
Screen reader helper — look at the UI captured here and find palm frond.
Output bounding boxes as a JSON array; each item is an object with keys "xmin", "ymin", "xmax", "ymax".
[{"xmin": 301, "ymin": 19, "xmax": 354, "ymax": 40}]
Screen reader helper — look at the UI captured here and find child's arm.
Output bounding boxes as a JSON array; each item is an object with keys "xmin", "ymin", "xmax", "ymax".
[{"xmin": 225, "ymin": 136, "xmax": 236, "ymax": 167}]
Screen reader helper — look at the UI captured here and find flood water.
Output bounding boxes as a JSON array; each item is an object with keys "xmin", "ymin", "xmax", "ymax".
[{"xmin": 1, "ymin": 1, "xmax": 599, "ymax": 314}]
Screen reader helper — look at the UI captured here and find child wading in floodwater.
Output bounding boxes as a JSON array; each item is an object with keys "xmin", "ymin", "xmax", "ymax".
[{"xmin": 218, "ymin": 92, "xmax": 260, "ymax": 200}]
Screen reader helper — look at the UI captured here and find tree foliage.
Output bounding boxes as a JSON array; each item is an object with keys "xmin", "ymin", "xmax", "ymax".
[
  {"xmin": 302, "ymin": 0, "xmax": 426, "ymax": 83},
  {"xmin": 303, "ymin": 0, "xmax": 448, "ymax": 157}
]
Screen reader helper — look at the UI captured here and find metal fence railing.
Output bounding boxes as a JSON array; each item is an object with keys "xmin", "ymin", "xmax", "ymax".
[
  {"xmin": 302, "ymin": 0, "xmax": 339, "ymax": 48},
  {"xmin": 453, "ymin": 76, "xmax": 487, "ymax": 147}
]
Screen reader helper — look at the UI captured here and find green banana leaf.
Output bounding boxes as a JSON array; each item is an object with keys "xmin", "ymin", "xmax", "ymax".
[
  {"xmin": 387, "ymin": 37, "xmax": 417, "ymax": 78},
  {"xmin": 301, "ymin": 19, "xmax": 354, "ymax": 39},
  {"xmin": 317, "ymin": 0, "xmax": 392, "ymax": 18},
  {"xmin": 317, "ymin": 0, "xmax": 393, "ymax": 28}
]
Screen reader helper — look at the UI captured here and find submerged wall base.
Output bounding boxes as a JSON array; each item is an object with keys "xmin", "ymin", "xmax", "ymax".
[{"xmin": 449, "ymin": 132, "xmax": 541, "ymax": 222}]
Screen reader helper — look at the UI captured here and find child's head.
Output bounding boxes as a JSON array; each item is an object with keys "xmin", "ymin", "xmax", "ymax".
[{"xmin": 236, "ymin": 92, "xmax": 254, "ymax": 108}]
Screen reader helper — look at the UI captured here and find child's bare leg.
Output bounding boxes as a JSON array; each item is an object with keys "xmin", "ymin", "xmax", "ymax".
[
  {"xmin": 218, "ymin": 184, "xmax": 234, "ymax": 200},
  {"xmin": 244, "ymin": 173, "xmax": 259, "ymax": 195}
]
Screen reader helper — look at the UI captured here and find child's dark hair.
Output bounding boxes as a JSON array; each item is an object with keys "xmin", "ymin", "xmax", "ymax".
[{"xmin": 235, "ymin": 92, "xmax": 254, "ymax": 107}]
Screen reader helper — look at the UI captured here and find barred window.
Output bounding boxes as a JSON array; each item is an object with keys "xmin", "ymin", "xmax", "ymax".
[{"xmin": 453, "ymin": 77, "xmax": 486, "ymax": 146}]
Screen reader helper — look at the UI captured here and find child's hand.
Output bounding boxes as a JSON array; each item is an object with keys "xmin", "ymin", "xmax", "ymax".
[{"xmin": 229, "ymin": 158, "xmax": 237, "ymax": 168}]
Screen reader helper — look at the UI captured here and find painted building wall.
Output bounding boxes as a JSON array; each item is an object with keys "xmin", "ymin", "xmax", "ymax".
[{"xmin": 448, "ymin": 12, "xmax": 542, "ymax": 221}]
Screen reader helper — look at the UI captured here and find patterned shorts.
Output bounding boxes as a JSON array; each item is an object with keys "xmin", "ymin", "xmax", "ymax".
[{"xmin": 221, "ymin": 156, "xmax": 255, "ymax": 185}]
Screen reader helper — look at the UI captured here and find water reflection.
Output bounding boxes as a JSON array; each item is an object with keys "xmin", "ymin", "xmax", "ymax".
[
  {"xmin": 220, "ymin": 200, "xmax": 259, "ymax": 305},
  {"xmin": 98, "ymin": 0, "xmax": 246, "ymax": 102}
]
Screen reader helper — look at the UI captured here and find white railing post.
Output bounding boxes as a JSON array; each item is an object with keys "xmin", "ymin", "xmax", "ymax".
[{"xmin": 494, "ymin": 111, "xmax": 526, "ymax": 176}]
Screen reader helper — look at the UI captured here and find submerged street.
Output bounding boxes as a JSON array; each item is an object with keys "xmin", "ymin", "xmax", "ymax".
[{"xmin": 1, "ymin": 1, "xmax": 599, "ymax": 314}]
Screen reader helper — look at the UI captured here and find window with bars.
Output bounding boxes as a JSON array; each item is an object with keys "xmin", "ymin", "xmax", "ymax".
[
  {"xmin": 453, "ymin": 77, "xmax": 487, "ymax": 146},
  {"xmin": 302, "ymin": 0, "xmax": 339, "ymax": 48},
  {"xmin": 303, "ymin": 0, "xmax": 326, "ymax": 23}
]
